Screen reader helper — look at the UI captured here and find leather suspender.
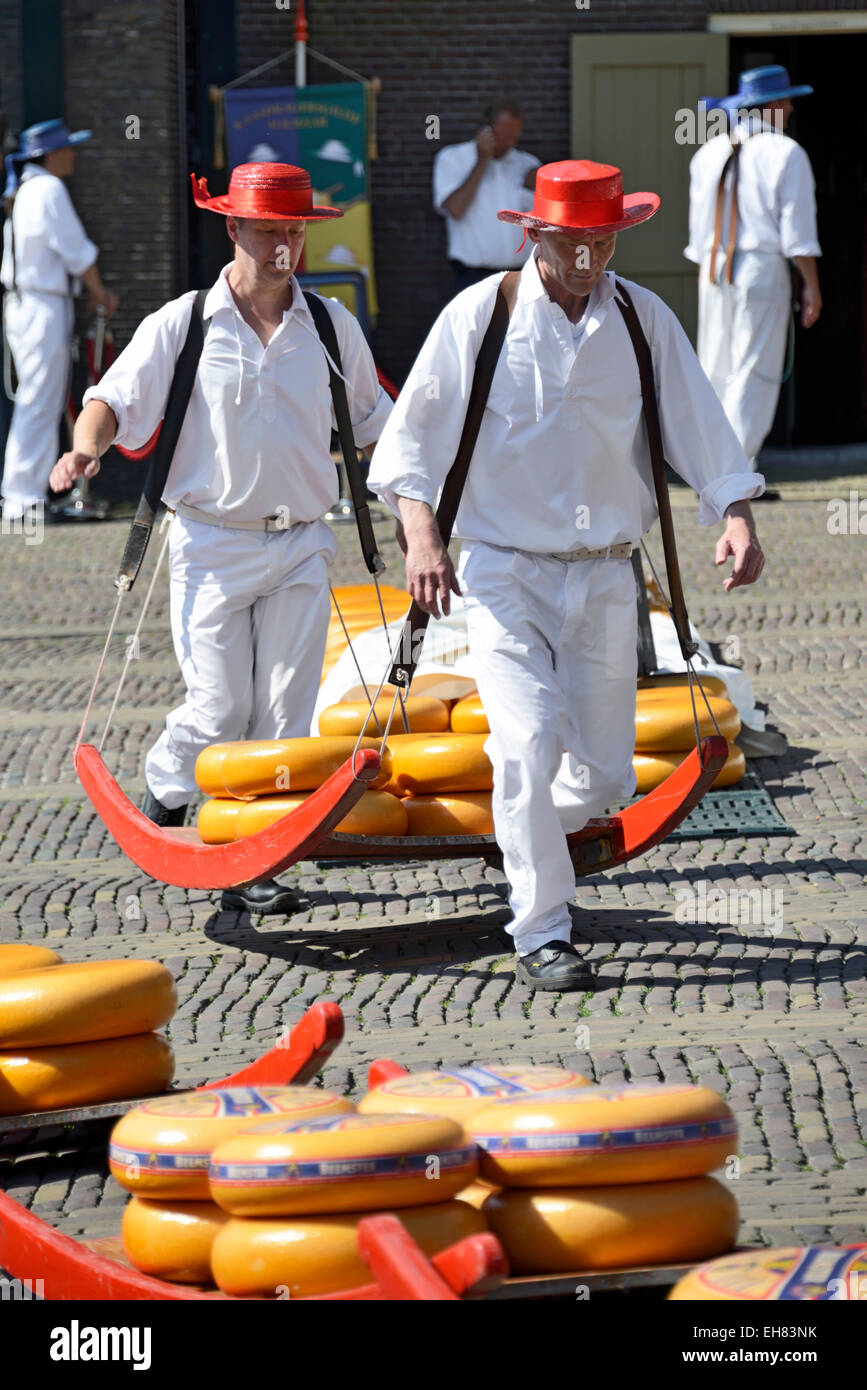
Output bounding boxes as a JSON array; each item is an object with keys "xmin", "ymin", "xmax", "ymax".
[
  {"xmin": 614, "ymin": 280, "xmax": 698, "ymax": 661},
  {"xmin": 387, "ymin": 269, "xmax": 521, "ymax": 690},
  {"xmin": 708, "ymin": 131, "xmax": 757, "ymax": 285}
]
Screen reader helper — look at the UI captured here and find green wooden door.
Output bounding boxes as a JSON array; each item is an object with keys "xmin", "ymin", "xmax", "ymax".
[{"xmin": 571, "ymin": 33, "xmax": 728, "ymax": 339}]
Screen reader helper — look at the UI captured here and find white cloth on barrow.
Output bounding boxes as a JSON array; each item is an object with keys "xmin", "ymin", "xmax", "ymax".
[{"xmin": 368, "ymin": 251, "xmax": 761, "ymax": 954}]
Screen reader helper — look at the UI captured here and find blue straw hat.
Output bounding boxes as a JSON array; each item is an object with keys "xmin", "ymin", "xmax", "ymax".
[
  {"xmin": 721, "ymin": 65, "xmax": 812, "ymax": 111},
  {"xmin": 14, "ymin": 118, "xmax": 92, "ymax": 162}
]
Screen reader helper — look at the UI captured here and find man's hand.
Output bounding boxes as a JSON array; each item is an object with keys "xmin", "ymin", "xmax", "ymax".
[
  {"xmin": 50, "ymin": 449, "xmax": 100, "ymax": 493},
  {"xmin": 475, "ymin": 125, "xmax": 496, "ymax": 160},
  {"xmin": 799, "ymin": 282, "xmax": 821, "ymax": 329},
  {"xmin": 398, "ymin": 499, "xmax": 461, "ymax": 618},
  {"xmin": 716, "ymin": 501, "xmax": 764, "ymax": 591},
  {"xmin": 87, "ymin": 286, "xmax": 119, "ymax": 319}
]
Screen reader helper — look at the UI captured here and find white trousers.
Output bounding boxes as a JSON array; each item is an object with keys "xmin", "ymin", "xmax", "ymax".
[
  {"xmin": 146, "ymin": 515, "xmax": 337, "ymax": 809},
  {"xmin": 459, "ymin": 542, "xmax": 638, "ymax": 956},
  {"xmin": 2, "ymin": 292, "xmax": 72, "ymax": 517},
  {"xmin": 697, "ymin": 250, "xmax": 791, "ymax": 466}
]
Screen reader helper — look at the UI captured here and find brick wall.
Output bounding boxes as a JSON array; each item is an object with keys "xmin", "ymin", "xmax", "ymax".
[
  {"xmin": 235, "ymin": 0, "xmax": 855, "ymax": 381},
  {"xmin": 0, "ymin": 0, "xmax": 22, "ymax": 138}
]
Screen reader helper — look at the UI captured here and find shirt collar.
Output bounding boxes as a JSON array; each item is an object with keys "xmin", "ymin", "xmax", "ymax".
[
  {"xmin": 520, "ymin": 250, "xmax": 618, "ymax": 312},
  {"xmin": 20, "ymin": 164, "xmax": 56, "ymax": 184},
  {"xmin": 204, "ymin": 262, "xmax": 312, "ymax": 324}
]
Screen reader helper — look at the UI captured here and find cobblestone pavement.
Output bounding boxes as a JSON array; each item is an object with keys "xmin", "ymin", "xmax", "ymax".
[{"xmin": 0, "ymin": 478, "xmax": 865, "ymax": 1260}]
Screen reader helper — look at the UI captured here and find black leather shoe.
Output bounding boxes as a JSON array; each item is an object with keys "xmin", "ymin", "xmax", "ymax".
[
  {"xmin": 141, "ymin": 788, "xmax": 188, "ymax": 827},
  {"xmin": 221, "ymin": 880, "xmax": 300, "ymax": 916},
  {"xmin": 515, "ymin": 940, "xmax": 593, "ymax": 993}
]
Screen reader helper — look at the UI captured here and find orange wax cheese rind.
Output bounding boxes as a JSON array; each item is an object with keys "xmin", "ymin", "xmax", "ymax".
[
  {"xmin": 449, "ymin": 693, "xmax": 489, "ymax": 734},
  {"xmin": 668, "ymin": 1245, "xmax": 867, "ymax": 1301},
  {"xmin": 0, "ymin": 959, "xmax": 177, "ymax": 1049},
  {"xmin": 198, "ymin": 789, "xmax": 408, "ymax": 845},
  {"xmin": 109, "ymin": 1085, "xmax": 355, "ymax": 1200},
  {"xmin": 359, "ymin": 1063, "xmax": 592, "ymax": 1123},
  {"xmin": 208, "ymin": 1111, "xmax": 478, "ymax": 1216},
  {"xmin": 389, "ymin": 734, "xmax": 493, "ymax": 794},
  {"xmin": 402, "ymin": 793, "xmax": 494, "ymax": 837},
  {"xmin": 0, "ymin": 1033, "xmax": 175, "ymax": 1116},
  {"xmin": 210, "ymin": 1200, "xmax": 488, "ymax": 1298},
  {"xmin": 318, "ymin": 696, "xmax": 450, "ymax": 738},
  {"xmin": 340, "ymin": 674, "xmax": 477, "ymax": 708},
  {"xmin": 0, "ymin": 944, "xmax": 63, "ymax": 977},
  {"xmin": 195, "ymin": 736, "xmax": 392, "ymax": 798},
  {"xmin": 469, "ymin": 1083, "xmax": 737, "ymax": 1187},
  {"xmin": 634, "ymin": 695, "xmax": 740, "ymax": 751},
  {"xmin": 483, "ymin": 1178, "xmax": 738, "ymax": 1274},
  {"xmin": 122, "ymin": 1197, "xmax": 230, "ymax": 1285},
  {"xmin": 637, "ymin": 674, "xmax": 729, "ymax": 699},
  {"xmin": 633, "ymin": 744, "xmax": 746, "ymax": 794}
]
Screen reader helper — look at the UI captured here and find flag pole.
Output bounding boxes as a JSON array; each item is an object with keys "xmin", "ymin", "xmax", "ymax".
[{"xmin": 295, "ymin": 0, "xmax": 308, "ymax": 88}]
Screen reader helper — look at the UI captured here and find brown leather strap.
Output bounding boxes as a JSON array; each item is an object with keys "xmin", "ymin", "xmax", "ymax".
[
  {"xmin": 709, "ymin": 144, "xmax": 741, "ymax": 285},
  {"xmin": 388, "ymin": 270, "xmax": 521, "ymax": 689},
  {"xmin": 614, "ymin": 280, "xmax": 699, "ymax": 661}
]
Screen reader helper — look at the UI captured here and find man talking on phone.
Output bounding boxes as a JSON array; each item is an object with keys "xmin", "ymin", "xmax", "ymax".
[{"xmin": 433, "ymin": 95, "xmax": 539, "ymax": 294}]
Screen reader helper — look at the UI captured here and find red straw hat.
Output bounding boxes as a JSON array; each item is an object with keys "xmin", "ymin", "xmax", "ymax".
[
  {"xmin": 190, "ymin": 162, "xmax": 342, "ymax": 221},
  {"xmin": 499, "ymin": 160, "xmax": 660, "ymax": 235}
]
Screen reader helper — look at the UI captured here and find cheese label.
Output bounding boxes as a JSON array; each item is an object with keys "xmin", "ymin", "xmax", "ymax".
[
  {"xmin": 130, "ymin": 1086, "xmax": 337, "ymax": 1119},
  {"xmin": 474, "ymin": 1116, "xmax": 738, "ymax": 1155},
  {"xmin": 210, "ymin": 1147, "xmax": 477, "ymax": 1187},
  {"xmin": 694, "ymin": 1247, "xmax": 867, "ymax": 1301},
  {"xmin": 375, "ymin": 1065, "xmax": 586, "ymax": 1099}
]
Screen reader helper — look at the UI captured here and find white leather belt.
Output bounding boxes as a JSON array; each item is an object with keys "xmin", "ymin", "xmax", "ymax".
[
  {"xmin": 172, "ymin": 502, "xmax": 295, "ymax": 533},
  {"xmin": 546, "ymin": 541, "xmax": 634, "ymax": 562}
]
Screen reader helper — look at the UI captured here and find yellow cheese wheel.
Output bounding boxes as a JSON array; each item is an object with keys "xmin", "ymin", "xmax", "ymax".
[
  {"xmin": 0, "ymin": 1032, "xmax": 174, "ymax": 1116},
  {"xmin": 456, "ymin": 1180, "xmax": 501, "ymax": 1210},
  {"xmin": 210, "ymin": 1199, "xmax": 488, "ymax": 1298},
  {"xmin": 195, "ymin": 736, "xmax": 392, "ymax": 798},
  {"xmin": 109, "ymin": 1085, "xmax": 355, "ymax": 1200},
  {"xmin": 402, "ymin": 793, "xmax": 494, "ymax": 837},
  {"xmin": 0, "ymin": 944, "xmax": 63, "ymax": 977},
  {"xmin": 449, "ymin": 693, "xmax": 490, "ymax": 734},
  {"xmin": 340, "ymin": 674, "xmax": 477, "ymax": 708},
  {"xmin": 209, "ymin": 1111, "xmax": 477, "ymax": 1216},
  {"xmin": 469, "ymin": 1084, "xmax": 737, "ymax": 1187},
  {"xmin": 483, "ymin": 1178, "xmax": 738, "ymax": 1273},
  {"xmin": 634, "ymin": 695, "xmax": 741, "ymax": 751},
  {"xmin": 637, "ymin": 674, "xmax": 728, "ymax": 699},
  {"xmin": 359, "ymin": 1064, "xmax": 592, "ymax": 1123},
  {"xmin": 198, "ymin": 789, "xmax": 408, "ymax": 845},
  {"xmin": 669, "ymin": 1246, "xmax": 867, "ymax": 1301},
  {"xmin": 0, "ymin": 959, "xmax": 177, "ymax": 1048},
  {"xmin": 331, "ymin": 583, "xmax": 408, "ymax": 610},
  {"xmin": 318, "ymin": 696, "xmax": 450, "ymax": 738},
  {"xmin": 389, "ymin": 733, "xmax": 493, "ymax": 794},
  {"xmin": 122, "ymin": 1197, "xmax": 230, "ymax": 1285},
  {"xmin": 633, "ymin": 744, "xmax": 746, "ymax": 793}
]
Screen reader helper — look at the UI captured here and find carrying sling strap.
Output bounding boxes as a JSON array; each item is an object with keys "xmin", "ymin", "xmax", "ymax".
[
  {"xmin": 115, "ymin": 287, "xmax": 209, "ymax": 590},
  {"xmin": 614, "ymin": 280, "xmax": 699, "ymax": 661},
  {"xmin": 303, "ymin": 290, "xmax": 384, "ymax": 576},
  {"xmin": 387, "ymin": 269, "xmax": 521, "ymax": 690},
  {"xmin": 709, "ymin": 141, "xmax": 742, "ymax": 286}
]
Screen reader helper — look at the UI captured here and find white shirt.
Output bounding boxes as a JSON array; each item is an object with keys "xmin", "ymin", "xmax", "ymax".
[
  {"xmin": 368, "ymin": 252, "xmax": 762, "ymax": 554},
  {"xmin": 685, "ymin": 122, "xmax": 821, "ymax": 263},
  {"xmin": 0, "ymin": 164, "xmax": 98, "ymax": 295},
  {"xmin": 433, "ymin": 140, "xmax": 539, "ymax": 267},
  {"xmin": 85, "ymin": 264, "xmax": 393, "ymax": 522}
]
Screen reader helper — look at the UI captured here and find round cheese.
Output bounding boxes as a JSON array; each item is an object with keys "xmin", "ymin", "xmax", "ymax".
[
  {"xmin": 340, "ymin": 675, "xmax": 477, "ymax": 708},
  {"xmin": 359, "ymin": 1063, "xmax": 592, "ymax": 1123},
  {"xmin": 318, "ymin": 696, "xmax": 450, "ymax": 738},
  {"xmin": 0, "ymin": 959, "xmax": 177, "ymax": 1048},
  {"xmin": 669, "ymin": 1246, "xmax": 867, "ymax": 1301},
  {"xmin": 389, "ymin": 733, "xmax": 493, "ymax": 794},
  {"xmin": 634, "ymin": 694, "xmax": 741, "ymax": 751},
  {"xmin": 637, "ymin": 674, "xmax": 728, "ymax": 698},
  {"xmin": 0, "ymin": 1032, "xmax": 174, "ymax": 1116},
  {"xmin": 402, "ymin": 793, "xmax": 494, "ymax": 837},
  {"xmin": 0, "ymin": 944, "xmax": 63, "ymax": 977},
  {"xmin": 122, "ymin": 1197, "xmax": 230, "ymax": 1285},
  {"xmin": 198, "ymin": 788, "xmax": 407, "ymax": 845},
  {"xmin": 469, "ymin": 1084, "xmax": 737, "ymax": 1187},
  {"xmin": 455, "ymin": 1180, "xmax": 501, "ymax": 1210},
  {"xmin": 195, "ymin": 735, "xmax": 392, "ymax": 798},
  {"xmin": 633, "ymin": 744, "xmax": 745, "ymax": 793},
  {"xmin": 209, "ymin": 1111, "xmax": 477, "ymax": 1216},
  {"xmin": 483, "ymin": 1178, "xmax": 738, "ymax": 1273},
  {"xmin": 109, "ymin": 1085, "xmax": 354, "ymax": 1200},
  {"xmin": 449, "ymin": 694, "xmax": 489, "ymax": 734},
  {"xmin": 211, "ymin": 1199, "xmax": 488, "ymax": 1298}
]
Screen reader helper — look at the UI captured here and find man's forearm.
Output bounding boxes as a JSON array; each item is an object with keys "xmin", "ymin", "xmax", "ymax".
[
  {"xmin": 723, "ymin": 499, "xmax": 756, "ymax": 526},
  {"xmin": 793, "ymin": 255, "xmax": 819, "ymax": 292},
  {"xmin": 73, "ymin": 398, "xmax": 118, "ymax": 459},
  {"xmin": 442, "ymin": 157, "xmax": 489, "ymax": 221},
  {"xmin": 397, "ymin": 496, "xmax": 440, "ymax": 535}
]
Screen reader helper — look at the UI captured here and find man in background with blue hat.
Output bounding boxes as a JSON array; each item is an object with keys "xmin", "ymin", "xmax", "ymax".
[
  {"xmin": 685, "ymin": 66, "xmax": 821, "ymax": 475},
  {"xmin": 1, "ymin": 118, "xmax": 117, "ymax": 522}
]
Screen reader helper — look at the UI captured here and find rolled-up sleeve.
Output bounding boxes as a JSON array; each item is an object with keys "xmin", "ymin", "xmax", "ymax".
[
  {"xmin": 45, "ymin": 182, "xmax": 97, "ymax": 277},
  {"xmin": 83, "ymin": 295, "xmax": 192, "ymax": 449},
  {"xmin": 646, "ymin": 293, "xmax": 765, "ymax": 522},
  {"xmin": 433, "ymin": 144, "xmax": 474, "ymax": 213},
  {"xmin": 329, "ymin": 300, "xmax": 393, "ymax": 447},
  {"xmin": 778, "ymin": 146, "xmax": 821, "ymax": 258}
]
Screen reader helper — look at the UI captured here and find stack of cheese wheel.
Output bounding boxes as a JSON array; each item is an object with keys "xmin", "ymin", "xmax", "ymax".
[
  {"xmin": 0, "ymin": 949, "xmax": 177, "ymax": 1115},
  {"xmin": 669, "ymin": 1245, "xmax": 867, "ymax": 1301},
  {"xmin": 206, "ymin": 1110, "xmax": 486, "ymax": 1297},
  {"xmin": 634, "ymin": 677, "xmax": 745, "ymax": 791},
  {"xmin": 321, "ymin": 584, "xmax": 410, "ymax": 683},
  {"xmin": 113, "ymin": 1084, "xmax": 354, "ymax": 1285},
  {"xmin": 464, "ymin": 1083, "xmax": 740, "ymax": 1274}
]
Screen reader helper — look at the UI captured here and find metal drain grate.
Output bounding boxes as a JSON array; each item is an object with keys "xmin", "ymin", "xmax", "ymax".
[{"xmin": 621, "ymin": 775, "xmax": 794, "ymax": 840}]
